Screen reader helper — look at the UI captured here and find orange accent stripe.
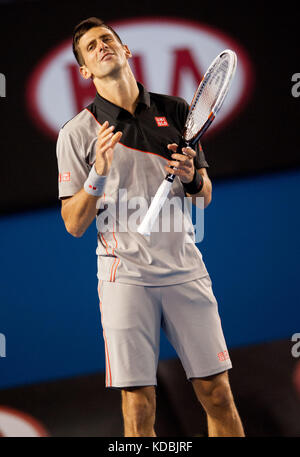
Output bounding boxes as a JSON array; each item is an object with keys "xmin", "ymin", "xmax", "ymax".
[
  {"xmin": 97, "ymin": 283, "xmax": 108, "ymax": 386},
  {"xmin": 100, "ymin": 193, "xmax": 112, "ymax": 256},
  {"xmin": 112, "ymin": 258, "xmax": 121, "ymax": 282},
  {"xmin": 109, "ymin": 257, "xmax": 117, "ymax": 282},
  {"xmin": 97, "ymin": 283, "xmax": 108, "ymax": 385},
  {"xmin": 85, "ymin": 108, "xmax": 169, "ymax": 162},
  {"xmin": 112, "ymin": 223, "xmax": 118, "ymax": 255},
  {"xmin": 98, "ymin": 282, "xmax": 112, "ymax": 387},
  {"xmin": 101, "ymin": 233, "xmax": 110, "ymax": 255},
  {"xmin": 111, "ymin": 222, "xmax": 116, "ymax": 255},
  {"xmin": 87, "ymin": 112, "xmax": 123, "ymax": 284},
  {"xmin": 109, "ymin": 222, "xmax": 119, "ymax": 281}
]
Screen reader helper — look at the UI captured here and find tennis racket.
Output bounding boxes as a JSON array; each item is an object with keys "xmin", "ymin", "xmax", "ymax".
[{"xmin": 137, "ymin": 49, "xmax": 237, "ymax": 236}]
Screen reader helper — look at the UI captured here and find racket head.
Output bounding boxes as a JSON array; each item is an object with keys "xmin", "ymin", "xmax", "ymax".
[{"xmin": 183, "ymin": 49, "xmax": 237, "ymax": 144}]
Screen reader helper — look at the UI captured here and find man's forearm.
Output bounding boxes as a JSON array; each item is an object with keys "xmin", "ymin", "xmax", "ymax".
[
  {"xmin": 61, "ymin": 188, "xmax": 99, "ymax": 237},
  {"xmin": 186, "ymin": 170, "xmax": 212, "ymax": 208}
]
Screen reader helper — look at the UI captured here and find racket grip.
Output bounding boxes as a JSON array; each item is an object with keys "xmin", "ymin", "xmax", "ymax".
[
  {"xmin": 165, "ymin": 137, "xmax": 188, "ymax": 182},
  {"xmin": 137, "ymin": 179, "xmax": 173, "ymax": 236}
]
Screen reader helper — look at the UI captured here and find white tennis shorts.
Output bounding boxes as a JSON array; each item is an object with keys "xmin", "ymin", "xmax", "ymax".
[{"xmin": 97, "ymin": 276, "xmax": 232, "ymax": 388}]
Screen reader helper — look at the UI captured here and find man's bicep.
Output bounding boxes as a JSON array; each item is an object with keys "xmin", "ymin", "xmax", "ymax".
[
  {"xmin": 56, "ymin": 128, "xmax": 89, "ymax": 199},
  {"xmin": 60, "ymin": 196, "xmax": 72, "ymax": 220}
]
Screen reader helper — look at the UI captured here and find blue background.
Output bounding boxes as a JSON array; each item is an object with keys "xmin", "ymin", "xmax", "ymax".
[{"xmin": 0, "ymin": 169, "xmax": 299, "ymax": 389}]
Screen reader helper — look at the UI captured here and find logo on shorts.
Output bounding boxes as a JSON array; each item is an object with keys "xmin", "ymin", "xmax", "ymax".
[
  {"xmin": 59, "ymin": 172, "xmax": 71, "ymax": 182},
  {"xmin": 217, "ymin": 351, "xmax": 229, "ymax": 362},
  {"xmin": 155, "ymin": 116, "xmax": 169, "ymax": 127}
]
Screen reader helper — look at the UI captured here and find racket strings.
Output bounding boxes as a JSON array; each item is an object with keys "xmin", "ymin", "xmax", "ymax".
[{"xmin": 184, "ymin": 55, "xmax": 231, "ymax": 142}]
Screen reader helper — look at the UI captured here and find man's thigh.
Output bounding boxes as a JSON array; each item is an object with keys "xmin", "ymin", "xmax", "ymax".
[
  {"xmin": 98, "ymin": 280, "xmax": 161, "ymax": 388},
  {"xmin": 161, "ymin": 276, "xmax": 232, "ymax": 379}
]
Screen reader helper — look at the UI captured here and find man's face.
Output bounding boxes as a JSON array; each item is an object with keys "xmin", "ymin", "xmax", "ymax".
[{"xmin": 78, "ymin": 26, "xmax": 131, "ymax": 80}]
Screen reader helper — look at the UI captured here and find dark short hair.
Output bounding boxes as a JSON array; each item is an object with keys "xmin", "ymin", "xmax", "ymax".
[{"xmin": 72, "ymin": 17, "xmax": 123, "ymax": 66}]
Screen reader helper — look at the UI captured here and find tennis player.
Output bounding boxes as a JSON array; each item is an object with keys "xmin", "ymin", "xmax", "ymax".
[{"xmin": 56, "ymin": 17, "xmax": 244, "ymax": 437}]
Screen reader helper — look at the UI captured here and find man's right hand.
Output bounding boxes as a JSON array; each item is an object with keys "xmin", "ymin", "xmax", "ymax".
[{"xmin": 95, "ymin": 121, "xmax": 123, "ymax": 176}]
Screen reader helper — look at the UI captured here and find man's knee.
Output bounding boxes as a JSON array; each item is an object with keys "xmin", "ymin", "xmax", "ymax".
[
  {"xmin": 192, "ymin": 372, "xmax": 235, "ymax": 414},
  {"xmin": 208, "ymin": 382, "xmax": 233, "ymax": 410},
  {"xmin": 122, "ymin": 386, "xmax": 156, "ymax": 426}
]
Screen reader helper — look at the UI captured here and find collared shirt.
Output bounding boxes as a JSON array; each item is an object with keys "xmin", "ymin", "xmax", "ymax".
[
  {"xmin": 56, "ymin": 83, "xmax": 209, "ymax": 285},
  {"xmin": 87, "ymin": 83, "xmax": 208, "ymax": 168}
]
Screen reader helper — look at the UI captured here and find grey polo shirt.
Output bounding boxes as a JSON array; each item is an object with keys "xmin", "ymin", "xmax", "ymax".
[{"xmin": 56, "ymin": 83, "xmax": 210, "ymax": 285}]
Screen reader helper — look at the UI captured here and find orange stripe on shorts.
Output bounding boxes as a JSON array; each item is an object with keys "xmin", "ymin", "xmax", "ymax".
[{"xmin": 98, "ymin": 282, "xmax": 112, "ymax": 387}]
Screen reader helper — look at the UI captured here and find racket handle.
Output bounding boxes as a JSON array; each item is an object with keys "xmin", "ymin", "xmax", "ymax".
[
  {"xmin": 137, "ymin": 179, "xmax": 173, "ymax": 236},
  {"xmin": 165, "ymin": 138, "xmax": 188, "ymax": 183}
]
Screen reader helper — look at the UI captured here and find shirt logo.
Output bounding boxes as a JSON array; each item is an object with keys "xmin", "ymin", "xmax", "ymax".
[
  {"xmin": 217, "ymin": 351, "xmax": 230, "ymax": 362},
  {"xmin": 59, "ymin": 172, "xmax": 71, "ymax": 182},
  {"xmin": 155, "ymin": 116, "xmax": 169, "ymax": 127}
]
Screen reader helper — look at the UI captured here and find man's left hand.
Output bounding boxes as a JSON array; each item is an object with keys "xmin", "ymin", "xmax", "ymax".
[{"xmin": 165, "ymin": 143, "xmax": 196, "ymax": 184}]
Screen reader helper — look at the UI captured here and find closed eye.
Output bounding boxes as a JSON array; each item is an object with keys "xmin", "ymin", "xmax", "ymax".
[
  {"xmin": 87, "ymin": 41, "xmax": 96, "ymax": 51},
  {"xmin": 86, "ymin": 34, "xmax": 114, "ymax": 52}
]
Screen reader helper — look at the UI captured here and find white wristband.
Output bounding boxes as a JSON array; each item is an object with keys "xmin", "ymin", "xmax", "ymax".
[{"xmin": 84, "ymin": 165, "xmax": 106, "ymax": 197}]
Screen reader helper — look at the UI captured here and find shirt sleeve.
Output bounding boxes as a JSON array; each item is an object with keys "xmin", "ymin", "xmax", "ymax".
[
  {"xmin": 178, "ymin": 99, "xmax": 209, "ymax": 170},
  {"xmin": 56, "ymin": 127, "xmax": 90, "ymax": 199}
]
